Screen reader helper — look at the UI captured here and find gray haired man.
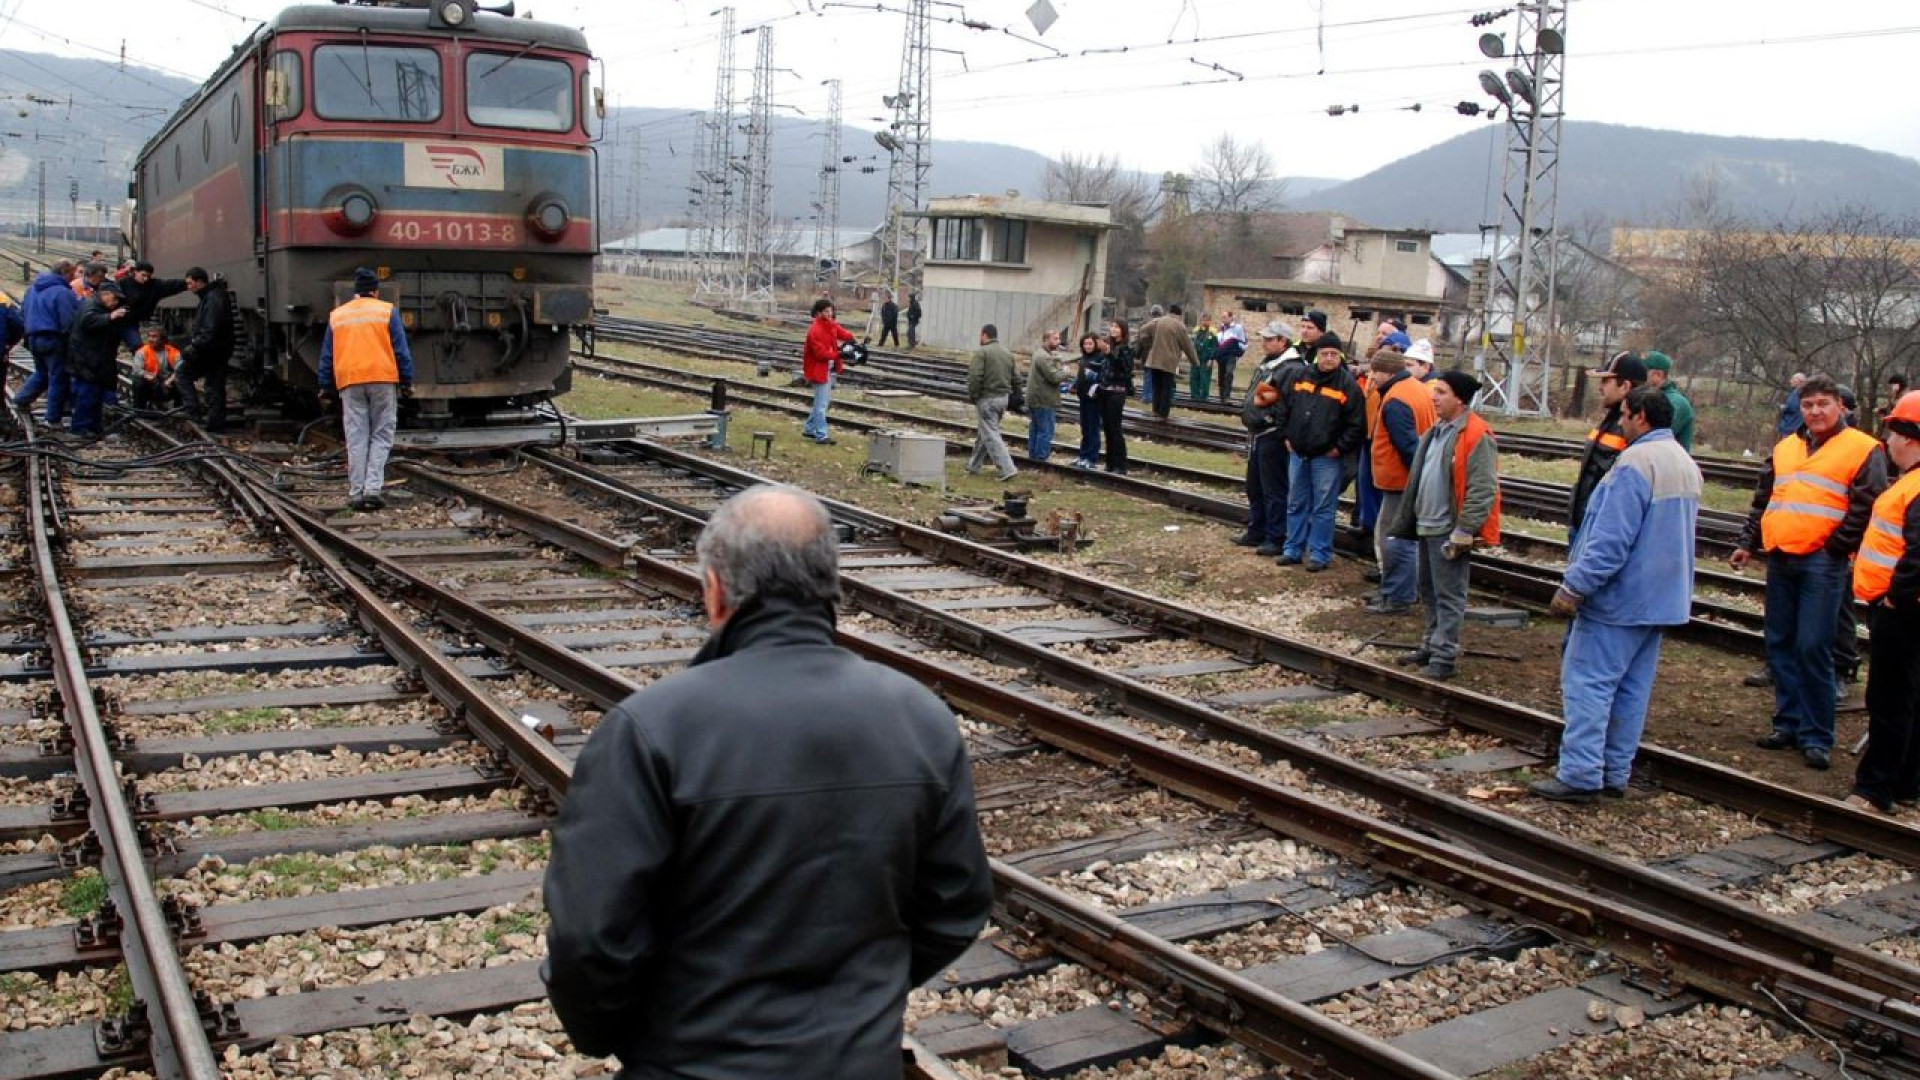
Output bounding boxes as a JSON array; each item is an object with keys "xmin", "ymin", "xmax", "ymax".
[{"xmin": 545, "ymin": 484, "xmax": 992, "ymax": 1078}]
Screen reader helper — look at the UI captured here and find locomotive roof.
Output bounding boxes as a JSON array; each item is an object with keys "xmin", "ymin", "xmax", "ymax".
[
  {"xmin": 137, "ymin": 4, "xmax": 589, "ymax": 164},
  {"xmin": 267, "ymin": 4, "xmax": 589, "ymax": 52}
]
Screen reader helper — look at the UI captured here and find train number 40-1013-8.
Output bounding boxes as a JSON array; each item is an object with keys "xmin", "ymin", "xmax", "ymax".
[{"xmin": 384, "ymin": 218, "xmax": 520, "ymax": 245}]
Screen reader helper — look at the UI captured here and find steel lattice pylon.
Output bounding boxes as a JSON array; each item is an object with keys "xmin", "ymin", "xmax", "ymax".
[
  {"xmin": 1478, "ymin": 1, "xmax": 1566, "ymax": 417},
  {"xmin": 738, "ymin": 29, "xmax": 776, "ymax": 307},
  {"xmin": 812, "ymin": 79, "xmax": 843, "ymax": 285},
  {"xmin": 691, "ymin": 7, "xmax": 737, "ymax": 299},
  {"xmin": 881, "ymin": 0, "xmax": 931, "ymax": 292}
]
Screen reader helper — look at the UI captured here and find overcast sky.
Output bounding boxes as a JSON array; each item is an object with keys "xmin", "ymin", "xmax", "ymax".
[{"xmin": 7, "ymin": 0, "xmax": 1920, "ymax": 181}]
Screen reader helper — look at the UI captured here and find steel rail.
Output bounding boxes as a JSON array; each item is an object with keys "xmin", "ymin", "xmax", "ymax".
[
  {"xmin": 18, "ymin": 412, "xmax": 226, "ymax": 1079},
  {"xmin": 134, "ymin": 420, "xmax": 576, "ymax": 807},
  {"xmin": 573, "ymin": 352, "xmax": 1772, "ymax": 653},
  {"xmin": 218, "ymin": 435, "xmax": 1920, "ymax": 1068},
  {"xmin": 1499, "ymin": 430, "xmax": 1764, "ymax": 488},
  {"xmin": 196, "ymin": 461, "xmax": 1471, "ymax": 1079},
  {"xmin": 503, "ymin": 477, "xmax": 1920, "ymax": 1064},
  {"xmin": 517, "ymin": 445, "xmax": 1920, "ymax": 1008},
  {"xmin": 595, "ymin": 440, "xmax": 1920, "ymax": 872}
]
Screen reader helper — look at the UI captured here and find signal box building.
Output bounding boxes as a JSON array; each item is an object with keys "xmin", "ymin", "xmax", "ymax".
[{"xmin": 912, "ymin": 195, "xmax": 1112, "ymax": 351}]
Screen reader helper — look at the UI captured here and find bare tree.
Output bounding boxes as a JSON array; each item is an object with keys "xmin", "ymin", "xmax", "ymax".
[
  {"xmin": 1192, "ymin": 134, "xmax": 1283, "ymax": 215},
  {"xmin": 1043, "ymin": 152, "xmax": 1159, "ymax": 307}
]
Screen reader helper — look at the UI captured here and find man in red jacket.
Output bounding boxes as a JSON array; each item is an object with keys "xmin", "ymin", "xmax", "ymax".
[{"xmin": 802, "ymin": 298, "xmax": 854, "ymax": 445}]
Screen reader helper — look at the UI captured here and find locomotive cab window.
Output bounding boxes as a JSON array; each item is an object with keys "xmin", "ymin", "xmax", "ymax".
[
  {"xmin": 266, "ymin": 51, "xmax": 303, "ymax": 120},
  {"xmin": 315, "ymin": 45, "xmax": 441, "ymax": 122},
  {"xmin": 466, "ymin": 53, "xmax": 573, "ymax": 132}
]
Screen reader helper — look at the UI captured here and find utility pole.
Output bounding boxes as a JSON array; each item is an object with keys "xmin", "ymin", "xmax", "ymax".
[
  {"xmin": 812, "ymin": 79, "xmax": 843, "ymax": 288},
  {"xmin": 68, "ymin": 178, "xmax": 78, "ymax": 245},
  {"xmin": 737, "ymin": 27, "xmax": 775, "ymax": 307},
  {"xmin": 880, "ymin": 0, "xmax": 931, "ymax": 292},
  {"xmin": 1476, "ymin": 1, "xmax": 1566, "ymax": 417},
  {"xmin": 692, "ymin": 7, "xmax": 737, "ymax": 299},
  {"xmin": 35, "ymin": 162, "xmax": 47, "ymax": 254}
]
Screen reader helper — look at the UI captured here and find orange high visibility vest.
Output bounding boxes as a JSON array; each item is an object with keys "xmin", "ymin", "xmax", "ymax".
[
  {"xmin": 136, "ymin": 343, "xmax": 179, "ymax": 377},
  {"xmin": 1854, "ymin": 467, "xmax": 1920, "ymax": 602},
  {"xmin": 1371, "ymin": 375, "xmax": 1437, "ymax": 492},
  {"xmin": 1454, "ymin": 413, "xmax": 1501, "ymax": 546},
  {"xmin": 328, "ymin": 296, "xmax": 400, "ymax": 389},
  {"xmin": 1761, "ymin": 427, "xmax": 1881, "ymax": 555},
  {"xmin": 1585, "ymin": 425, "xmax": 1628, "ymax": 453}
]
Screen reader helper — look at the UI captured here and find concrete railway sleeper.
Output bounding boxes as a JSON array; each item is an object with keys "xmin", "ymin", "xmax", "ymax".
[{"xmin": 175, "ymin": 428, "xmax": 1920, "ymax": 1076}]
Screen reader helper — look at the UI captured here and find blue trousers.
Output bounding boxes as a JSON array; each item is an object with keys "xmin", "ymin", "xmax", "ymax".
[
  {"xmin": 802, "ymin": 375, "xmax": 833, "ymax": 440},
  {"xmin": 1376, "ymin": 490, "xmax": 1417, "ymax": 605},
  {"xmin": 1283, "ymin": 453, "xmax": 1343, "ymax": 565},
  {"xmin": 1245, "ymin": 435, "xmax": 1290, "ymax": 544},
  {"xmin": 1765, "ymin": 549, "xmax": 1846, "ymax": 751},
  {"xmin": 1355, "ymin": 446, "xmax": 1381, "ymax": 529},
  {"xmin": 1075, "ymin": 394, "xmax": 1101, "ymax": 465},
  {"xmin": 1557, "ymin": 619, "xmax": 1666, "ymax": 791},
  {"xmin": 67, "ymin": 377, "xmax": 107, "ymax": 437},
  {"xmin": 15, "ymin": 336, "xmax": 69, "ymax": 422},
  {"xmin": 1026, "ymin": 406, "xmax": 1055, "ymax": 462}
]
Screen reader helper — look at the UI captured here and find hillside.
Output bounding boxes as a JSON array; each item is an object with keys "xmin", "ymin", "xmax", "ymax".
[{"xmin": 1310, "ymin": 121, "xmax": 1920, "ymax": 233}]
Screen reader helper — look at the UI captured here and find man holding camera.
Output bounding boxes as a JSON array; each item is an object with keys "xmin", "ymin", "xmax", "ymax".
[
  {"xmin": 802, "ymin": 298, "xmax": 855, "ymax": 445},
  {"xmin": 319, "ymin": 268, "xmax": 413, "ymax": 511}
]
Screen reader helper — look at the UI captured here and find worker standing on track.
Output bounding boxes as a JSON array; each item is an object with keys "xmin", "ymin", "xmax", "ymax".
[
  {"xmin": 543, "ymin": 484, "xmax": 991, "ymax": 1079},
  {"xmin": 1277, "ymin": 333, "xmax": 1364, "ymax": 571},
  {"xmin": 964, "ymin": 323, "xmax": 1019, "ymax": 482},
  {"xmin": 1642, "ymin": 350, "xmax": 1695, "ymax": 452},
  {"xmin": 318, "ymin": 268, "xmax": 414, "ymax": 512},
  {"xmin": 801, "ymin": 297, "xmax": 853, "ymax": 445},
  {"xmin": 1236, "ymin": 322, "xmax": 1302, "ymax": 557},
  {"xmin": 1365, "ymin": 349, "xmax": 1436, "ymax": 615},
  {"xmin": 64, "ymin": 278, "xmax": 130, "ymax": 439},
  {"xmin": 14, "ymin": 260, "xmax": 80, "ymax": 424},
  {"xmin": 1846, "ymin": 391, "xmax": 1920, "ymax": 813},
  {"xmin": 1531, "ymin": 387, "xmax": 1701, "ymax": 803},
  {"xmin": 173, "ymin": 267, "xmax": 235, "ymax": 432},
  {"xmin": 1731, "ymin": 375, "xmax": 1889, "ymax": 770},
  {"xmin": 1388, "ymin": 371, "xmax": 1501, "ymax": 681}
]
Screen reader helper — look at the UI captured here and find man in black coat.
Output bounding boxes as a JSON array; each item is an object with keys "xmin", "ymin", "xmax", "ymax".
[
  {"xmin": 174, "ymin": 267, "xmax": 234, "ymax": 431},
  {"xmin": 1277, "ymin": 334, "xmax": 1365, "ymax": 570},
  {"xmin": 878, "ymin": 292, "xmax": 900, "ymax": 347},
  {"xmin": 543, "ymin": 484, "xmax": 992, "ymax": 1080},
  {"xmin": 65, "ymin": 279, "xmax": 131, "ymax": 438},
  {"xmin": 113, "ymin": 261, "xmax": 189, "ymax": 347},
  {"xmin": 1569, "ymin": 350, "xmax": 1646, "ymax": 544}
]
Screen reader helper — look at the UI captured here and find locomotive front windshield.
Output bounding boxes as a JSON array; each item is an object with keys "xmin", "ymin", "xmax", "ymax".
[
  {"xmin": 466, "ymin": 53, "xmax": 574, "ymax": 132},
  {"xmin": 314, "ymin": 44, "xmax": 443, "ymax": 122}
]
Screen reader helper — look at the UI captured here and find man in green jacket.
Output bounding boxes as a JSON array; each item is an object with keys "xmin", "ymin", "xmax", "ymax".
[
  {"xmin": 966, "ymin": 323, "xmax": 1019, "ymax": 481},
  {"xmin": 1027, "ymin": 329, "xmax": 1067, "ymax": 463},
  {"xmin": 1643, "ymin": 350, "xmax": 1695, "ymax": 451}
]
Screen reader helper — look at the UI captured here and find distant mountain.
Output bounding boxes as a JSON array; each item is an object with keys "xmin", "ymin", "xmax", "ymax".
[
  {"xmin": 0, "ymin": 51, "xmax": 199, "ymax": 219},
  {"xmin": 1309, "ymin": 122, "xmax": 1920, "ymax": 234}
]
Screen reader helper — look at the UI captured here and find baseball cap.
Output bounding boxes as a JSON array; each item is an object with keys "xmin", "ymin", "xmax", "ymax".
[
  {"xmin": 1641, "ymin": 350, "xmax": 1673, "ymax": 373},
  {"xmin": 1260, "ymin": 321, "xmax": 1292, "ymax": 340},
  {"xmin": 1594, "ymin": 350, "xmax": 1648, "ymax": 384}
]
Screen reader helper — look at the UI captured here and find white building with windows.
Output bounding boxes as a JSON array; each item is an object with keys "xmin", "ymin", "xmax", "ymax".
[{"xmin": 911, "ymin": 195, "xmax": 1112, "ymax": 351}]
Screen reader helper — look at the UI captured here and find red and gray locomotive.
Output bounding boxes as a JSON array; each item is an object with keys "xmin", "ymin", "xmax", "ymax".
[{"xmin": 132, "ymin": 0, "xmax": 599, "ymax": 421}]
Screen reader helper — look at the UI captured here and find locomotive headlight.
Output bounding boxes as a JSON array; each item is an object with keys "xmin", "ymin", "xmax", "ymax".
[
  {"xmin": 438, "ymin": 2, "xmax": 469, "ymax": 26},
  {"xmin": 341, "ymin": 192, "xmax": 376, "ymax": 229},
  {"xmin": 325, "ymin": 185, "xmax": 379, "ymax": 236},
  {"xmin": 528, "ymin": 197, "xmax": 570, "ymax": 241}
]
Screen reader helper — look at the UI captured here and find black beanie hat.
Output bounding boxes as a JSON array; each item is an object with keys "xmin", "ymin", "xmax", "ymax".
[
  {"xmin": 1305, "ymin": 309, "xmax": 1329, "ymax": 332},
  {"xmin": 1439, "ymin": 370, "xmax": 1481, "ymax": 404},
  {"xmin": 352, "ymin": 267, "xmax": 380, "ymax": 294}
]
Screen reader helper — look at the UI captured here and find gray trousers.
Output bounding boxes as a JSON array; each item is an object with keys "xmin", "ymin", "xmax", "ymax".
[
  {"xmin": 1415, "ymin": 534, "xmax": 1472, "ymax": 668},
  {"xmin": 968, "ymin": 395, "xmax": 1016, "ymax": 477},
  {"xmin": 342, "ymin": 382, "xmax": 398, "ymax": 499}
]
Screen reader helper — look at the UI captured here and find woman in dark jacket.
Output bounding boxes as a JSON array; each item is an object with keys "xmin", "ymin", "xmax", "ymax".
[
  {"xmin": 1101, "ymin": 319, "xmax": 1134, "ymax": 475},
  {"xmin": 1072, "ymin": 332, "xmax": 1103, "ymax": 468}
]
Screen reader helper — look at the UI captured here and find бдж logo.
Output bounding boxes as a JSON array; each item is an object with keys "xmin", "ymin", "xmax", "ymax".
[{"xmin": 427, "ymin": 145, "xmax": 487, "ymax": 187}]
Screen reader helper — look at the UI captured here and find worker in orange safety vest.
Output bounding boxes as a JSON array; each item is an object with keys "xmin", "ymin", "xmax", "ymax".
[
  {"xmin": 1731, "ymin": 374, "xmax": 1890, "ymax": 771},
  {"xmin": 318, "ymin": 267, "xmax": 413, "ymax": 512},
  {"xmin": 1846, "ymin": 391, "xmax": 1920, "ymax": 813},
  {"xmin": 130, "ymin": 327, "xmax": 180, "ymax": 410}
]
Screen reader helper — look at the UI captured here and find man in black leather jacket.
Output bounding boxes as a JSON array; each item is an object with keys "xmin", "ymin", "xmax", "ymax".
[{"xmin": 543, "ymin": 484, "xmax": 992, "ymax": 1079}]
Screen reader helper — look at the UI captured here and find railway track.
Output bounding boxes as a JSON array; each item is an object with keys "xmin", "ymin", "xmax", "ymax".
[
  {"xmin": 589, "ymin": 315, "xmax": 1757, "ymax": 558},
  {"xmin": 570, "ymin": 348, "xmax": 1779, "ymax": 657},
  {"xmin": 0, "ymin": 412, "xmax": 1909, "ymax": 1076}
]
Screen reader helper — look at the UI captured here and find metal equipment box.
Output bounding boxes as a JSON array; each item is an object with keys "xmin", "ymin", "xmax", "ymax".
[{"xmin": 866, "ymin": 431, "xmax": 947, "ymax": 489}]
